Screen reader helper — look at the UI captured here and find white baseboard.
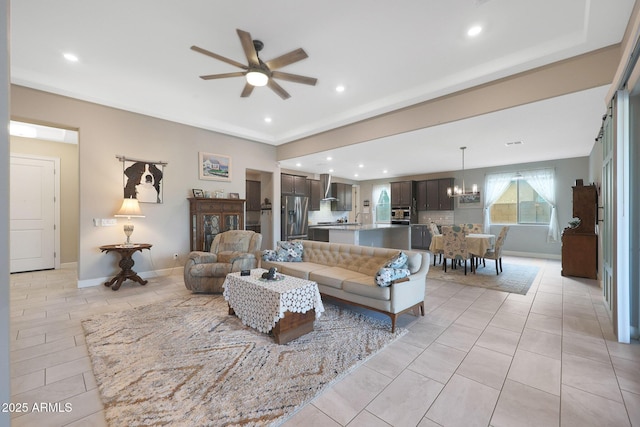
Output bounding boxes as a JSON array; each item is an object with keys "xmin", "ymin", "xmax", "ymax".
[
  {"xmin": 503, "ymin": 250, "xmax": 561, "ymax": 260},
  {"xmin": 77, "ymin": 266, "xmax": 184, "ymax": 288}
]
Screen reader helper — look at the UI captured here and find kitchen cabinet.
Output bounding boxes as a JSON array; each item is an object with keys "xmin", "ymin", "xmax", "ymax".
[
  {"xmin": 331, "ymin": 182, "xmax": 352, "ymax": 211},
  {"xmin": 416, "ymin": 178, "xmax": 454, "ymax": 211},
  {"xmin": 308, "ymin": 179, "xmax": 322, "ymax": 211},
  {"xmin": 561, "ymin": 182, "xmax": 598, "ymax": 279},
  {"xmin": 411, "ymin": 224, "xmax": 432, "ymax": 249},
  {"xmin": 437, "ymin": 178, "xmax": 455, "ymax": 210},
  {"xmin": 281, "ymin": 173, "xmax": 308, "ymax": 196},
  {"xmin": 245, "ymin": 180, "xmax": 261, "ymax": 211},
  {"xmin": 188, "ymin": 198, "xmax": 245, "ymax": 252},
  {"xmin": 390, "ymin": 181, "xmax": 415, "ymax": 207}
]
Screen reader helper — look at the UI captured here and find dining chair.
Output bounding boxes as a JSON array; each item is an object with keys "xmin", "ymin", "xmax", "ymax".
[
  {"xmin": 442, "ymin": 225, "xmax": 473, "ymax": 275},
  {"xmin": 427, "ymin": 222, "xmax": 443, "ymax": 266},
  {"xmin": 482, "ymin": 226, "xmax": 509, "ymax": 275},
  {"xmin": 460, "ymin": 223, "xmax": 483, "ymax": 234}
]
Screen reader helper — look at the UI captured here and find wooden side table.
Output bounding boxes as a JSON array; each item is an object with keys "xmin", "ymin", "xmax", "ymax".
[{"xmin": 99, "ymin": 244, "xmax": 152, "ymax": 290}]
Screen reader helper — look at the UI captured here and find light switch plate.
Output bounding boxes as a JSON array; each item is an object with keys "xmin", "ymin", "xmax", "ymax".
[{"xmin": 101, "ymin": 218, "xmax": 117, "ymax": 226}]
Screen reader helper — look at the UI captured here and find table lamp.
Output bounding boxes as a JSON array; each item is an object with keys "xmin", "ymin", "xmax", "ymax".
[{"xmin": 114, "ymin": 197, "xmax": 145, "ymax": 247}]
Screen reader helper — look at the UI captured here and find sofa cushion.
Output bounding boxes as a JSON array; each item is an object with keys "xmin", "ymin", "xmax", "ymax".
[
  {"xmin": 309, "ymin": 267, "xmax": 366, "ymax": 290},
  {"xmin": 375, "ymin": 267, "xmax": 411, "ymax": 287},
  {"xmin": 342, "ymin": 277, "xmax": 391, "ymax": 301},
  {"xmin": 261, "ymin": 261, "xmax": 327, "ymax": 280},
  {"xmin": 262, "ymin": 249, "xmax": 279, "ymax": 262}
]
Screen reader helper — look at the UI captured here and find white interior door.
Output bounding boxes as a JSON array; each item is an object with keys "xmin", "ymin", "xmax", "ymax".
[{"xmin": 10, "ymin": 155, "xmax": 59, "ymax": 273}]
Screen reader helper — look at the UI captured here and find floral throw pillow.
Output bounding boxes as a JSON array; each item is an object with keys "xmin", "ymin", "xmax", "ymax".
[
  {"xmin": 385, "ymin": 251, "xmax": 408, "ymax": 269},
  {"xmin": 375, "ymin": 267, "xmax": 411, "ymax": 287},
  {"xmin": 262, "ymin": 249, "xmax": 279, "ymax": 262},
  {"xmin": 277, "ymin": 241, "xmax": 303, "ymax": 262}
]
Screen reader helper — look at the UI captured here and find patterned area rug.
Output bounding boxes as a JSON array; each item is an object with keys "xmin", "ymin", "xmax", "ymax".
[
  {"xmin": 82, "ymin": 295, "xmax": 406, "ymax": 426},
  {"xmin": 427, "ymin": 260, "xmax": 540, "ymax": 295}
]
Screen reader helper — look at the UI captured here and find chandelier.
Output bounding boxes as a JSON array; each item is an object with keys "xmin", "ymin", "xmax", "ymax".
[{"xmin": 447, "ymin": 146, "xmax": 478, "ymax": 197}]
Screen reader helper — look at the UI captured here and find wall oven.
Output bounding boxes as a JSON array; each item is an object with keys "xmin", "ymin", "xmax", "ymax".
[{"xmin": 391, "ymin": 208, "xmax": 411, "ymax": 225}]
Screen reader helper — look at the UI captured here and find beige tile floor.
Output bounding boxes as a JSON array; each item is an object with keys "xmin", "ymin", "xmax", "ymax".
[{"xmin": 8, "ymin": 256, "xmax": 640, "ymax": 426}]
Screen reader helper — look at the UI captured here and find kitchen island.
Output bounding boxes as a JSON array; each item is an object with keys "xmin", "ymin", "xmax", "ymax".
[{"xmin": 308, "ymin": 223, "xmax": 411, "ymax": 250}]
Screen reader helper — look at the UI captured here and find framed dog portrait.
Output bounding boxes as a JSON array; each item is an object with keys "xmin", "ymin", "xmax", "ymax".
[
  {"xmin": 192, "ymin": 189, "xmax": 204, "ymax": 198},
  {"xmin": 199, "ymin": 152, "xmax": 231, "ymax": 181},
  {"xmin": 229, "ymin": 192, "xmax": 239, "ymax": 199},
  {"xmin": 123, "ymin": 160, "xmax": 164, "ymax": 203}
]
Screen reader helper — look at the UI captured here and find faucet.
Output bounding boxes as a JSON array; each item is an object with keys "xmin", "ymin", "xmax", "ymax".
[{"xmin": 355, "ymin": 212, "xmax": 362, "ymax": 224}]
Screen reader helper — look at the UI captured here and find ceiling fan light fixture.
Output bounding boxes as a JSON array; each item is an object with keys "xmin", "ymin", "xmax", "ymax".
[{"xmin": 246, "ymin": 70, "xmax": 269, "ymax": 87}]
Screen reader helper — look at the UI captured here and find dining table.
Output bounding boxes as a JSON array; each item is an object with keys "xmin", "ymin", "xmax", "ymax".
[{"xmin": 429, "ymin": 233, "xmax": 496, "ymax": 257}]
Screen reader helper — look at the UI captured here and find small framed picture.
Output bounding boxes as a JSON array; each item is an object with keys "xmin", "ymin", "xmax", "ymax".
[
  {"xmin": 192, "ymin": 189, "xmax": 204, "ymax": 198},
  {"xmin": 229, "ymin": 192, "xmax": 240, "ymax": 199}
]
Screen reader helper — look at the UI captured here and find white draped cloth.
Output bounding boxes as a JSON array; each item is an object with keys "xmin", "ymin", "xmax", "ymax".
[{"xmin": 223, "ymin": 269, "xmax": 324, "ymax": 334}]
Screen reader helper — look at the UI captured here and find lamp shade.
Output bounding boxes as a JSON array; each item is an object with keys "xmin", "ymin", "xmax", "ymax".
[
  {"xmin": 114, "ymin": 197, "xmax": 145, "ymax": 218},
  {"xmin": 246, "ymin": 70, "xmax": 269, "ymax": 87}
]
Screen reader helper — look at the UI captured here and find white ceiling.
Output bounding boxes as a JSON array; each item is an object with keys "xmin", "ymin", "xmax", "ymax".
[{"xmin": 9, "ymin": 0, "xmax": 636, "ymax": 180}]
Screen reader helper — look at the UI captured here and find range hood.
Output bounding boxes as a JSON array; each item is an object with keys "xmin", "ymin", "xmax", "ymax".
[{"xmin": 320, "ymin": 173, "xmax": 338, "ymax": 201}]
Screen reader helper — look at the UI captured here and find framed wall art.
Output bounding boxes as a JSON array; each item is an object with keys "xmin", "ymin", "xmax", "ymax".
[
  {"xmin": 119, "ymin": 156, "xmax": 166, "ymax": 204},
  {"xmin": 192, "ymin": 189, "xmax": 204, "ymax": 198},
  {"xmin": 457, "ymin": 191, "xmax": 482, "ymax": 209},
  {"xmin": 229, "ymin": 192, "xmax": 240, "ymax": 199},
  {"xmin": 199, "ymin": 152, "xmax": 231, "ymax": 181}
]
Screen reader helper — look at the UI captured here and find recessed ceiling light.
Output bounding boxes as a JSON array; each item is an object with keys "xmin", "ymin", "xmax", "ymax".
[
  {"xmin": 326, "ymin": 156, "xmax": 332, "ymax": 161},
  {"xmin": 336, "ymin": 85, "xmax": 345, "ymax": 93},
  {"xmin": 358, "ymin": 164, "xmax": 364, "ymax": 168},
  {"xmin": 63, "ymin": 53, "xmax": 79, "ymax": 62},
  {"xmin": 467, "ymin": 25, "xmax": 482, "ymax": 37},
  {"xmin": 295, "ymin": 162, "xmax": 301, "ymax": 167},
  {"xmin": 264, "ymin": 117, "xmax": 272, "ymax": 123},
  {"xmin": 354, "ymin": 173, "xmax": 359, "ymax": 177},
  {"xmin": 329, "ymin": 168, "xmax": 334, "ymax": 173},
  {"xmin": 383, "ymin": 170, "xmax": 388, "ymax": 174}
]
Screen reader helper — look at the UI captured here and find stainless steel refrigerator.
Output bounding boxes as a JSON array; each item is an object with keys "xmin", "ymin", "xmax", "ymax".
[{"xmin": 281, "ymin": 195, "xmax": 309, "ymax": 240}]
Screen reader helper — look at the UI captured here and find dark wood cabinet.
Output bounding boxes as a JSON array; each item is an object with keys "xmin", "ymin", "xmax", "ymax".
[
  {"xmin": 246, "ymin": 180, "xmax": 261, "ymax": 211},
  {"xmin": 308, "ymin": 179, "xmax": 322, "ymax": 211},
  {"xmin": 561, "ymin": 182, "xmax": 598, "ymax": 279},
  {"xmin": 188, "ymin": 198, "xmax": 245, "ymax": 252},
  {"xmin": 438, "ymin": 178, "xmax": 455, "ymax": 210},
  {"xmin": 415, "ymin": 178, "xmax": 454, "ymax": 211},
  {"xmin": 391, "ymin": 181, "xmax": 415, "ymax": 207},
  {"xmin": 331, "ymin": 182, "xmax": 352, "ymax": 211},
  {"xmin": 281, "ymin": 174, "xmax": 308, "ymax": 196},
  {"xmin": 411, "ymin": 224, "xmax": 432, "ymax": 249}
]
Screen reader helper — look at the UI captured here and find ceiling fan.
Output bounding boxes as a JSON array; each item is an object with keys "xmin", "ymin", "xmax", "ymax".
[{"xmin": 191, "ymin": 29, "xmax": 317, "ymax": 100}]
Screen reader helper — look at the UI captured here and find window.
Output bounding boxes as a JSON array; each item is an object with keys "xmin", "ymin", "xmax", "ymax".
[
  {"xmin": 373, "ymin": 185, "xmax": 390, "ymax": 223},
  {"xmin": 490, "ymin": 179, "xmax": 551, "ymax": 224}
]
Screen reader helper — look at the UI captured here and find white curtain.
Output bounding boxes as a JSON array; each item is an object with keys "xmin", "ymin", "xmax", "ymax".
[
  {"xmin": 521, "ymin": 168, "xmax": 560, "ymax": 242},
  {"xmin": 483, "ymin": 172, "xmax": 515, "ymax": 233}
]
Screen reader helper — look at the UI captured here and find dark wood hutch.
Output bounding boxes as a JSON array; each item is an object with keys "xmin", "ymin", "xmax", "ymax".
[{"xmin": 188, "ymin": 198, "xmax": 245, "ymax": 252}]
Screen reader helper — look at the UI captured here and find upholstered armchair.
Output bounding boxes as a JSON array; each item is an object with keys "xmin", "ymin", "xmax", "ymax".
[
  {"xmin": 483, "ymin": 226, "xmax": 509, "ymax": 275},
  {"xmin": 184, "ymin": 230, "xmax": 263, "ymax": 293},
  {"xmin": 442, "ymin": 225, "xmax": 473, "ymax": 275}
]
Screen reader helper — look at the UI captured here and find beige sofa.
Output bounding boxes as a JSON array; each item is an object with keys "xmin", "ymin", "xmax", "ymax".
[{"xmin": 261, "ymin": 240, "xmax": 429, "ymax": 332}]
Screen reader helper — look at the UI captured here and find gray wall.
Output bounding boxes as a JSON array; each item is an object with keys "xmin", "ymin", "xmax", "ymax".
[
  {"xmin": 11, "ymin": 85, "xmax": 281, "ymax": 284},
  {"xmin": 360, "ymin": 156, "xmax": 591, "ymax": 258}
]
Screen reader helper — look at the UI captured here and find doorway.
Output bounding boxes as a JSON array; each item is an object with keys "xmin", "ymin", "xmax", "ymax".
[{"xmin": 9, "ymin": 120, "xmax": 79, "ymax": 272}]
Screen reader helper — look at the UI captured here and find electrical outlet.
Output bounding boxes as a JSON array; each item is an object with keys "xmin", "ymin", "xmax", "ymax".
[{"xmin": 173, "ymin": 253, "xmax": 179, "ymax": 260}]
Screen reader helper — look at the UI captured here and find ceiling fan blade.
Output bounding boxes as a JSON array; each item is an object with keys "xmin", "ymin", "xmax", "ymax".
[
  {"xmin": 191, "ymin": 45, "xmax": 248, "ymax": 70},
  {"xmin": 267, "ymin": 79, "xmax": 291, "ymax": 100},
  {"xmin": 199, "ymin": 71, "xmax": 246, "ymax": 80},
  {"xmin": 271, "ymin": 71, "xmax": 317, "ymax": 86},
  {"xmin": 265, "ymin": 48, "xmax": 308, "ymax": 70},
  {"xmin": 236, "ymin": 29, "xmax": 259, "ymax": 67},
  {"xmin": 240, "ymin": 83, "xmax": 255, "ymax": 98}
]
